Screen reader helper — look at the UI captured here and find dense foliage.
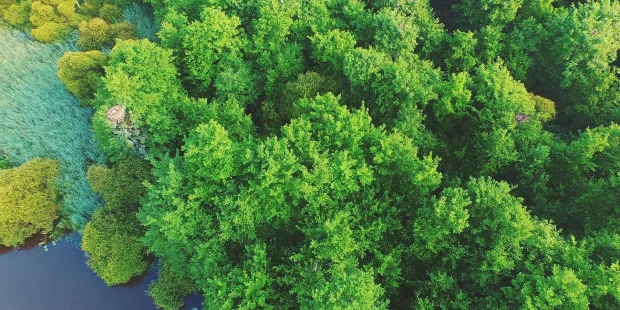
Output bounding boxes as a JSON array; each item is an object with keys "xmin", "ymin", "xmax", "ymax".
[
  {"xmin": 57, "ymin": 50, "xmax": 106, "ymax": 105},
  {"xmin": 2, "ymin": 0, "xmax": 620, "ymax": 309},
  {"xmin": 80, "ymin": 0, "xmax": 620, "ymax": 308},
  {"xmin": 82, "ymin": 156, "xmax": 151, "ymax": 285},
  {"xmin": 148, "ymin": 260, "xmax": 198, "ymax": 310},
  {"xmin": 0, "ymin": 0, "xmax": 143, "ymax": 43},
  {"xmin": 0, "ymin": 158, "xmax": 60, "ymax": 247}
]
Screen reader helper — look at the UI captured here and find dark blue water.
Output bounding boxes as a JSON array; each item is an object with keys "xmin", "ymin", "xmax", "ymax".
[{"xmin": 0, "ymin": 235, "xmax": 202, "ymax": 310}]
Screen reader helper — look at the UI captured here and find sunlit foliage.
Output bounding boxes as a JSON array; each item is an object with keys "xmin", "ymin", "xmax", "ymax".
[
  {"xmin": 3, "ymin": 0, "xmax": 620, "ymax": 308},
  {"xmin": 57, "ymin": 50, "xmax": 106, "ymax": 105},
  {"xmin": 0, "ymin": 158, "xmax": 60, "ymax": 247}
]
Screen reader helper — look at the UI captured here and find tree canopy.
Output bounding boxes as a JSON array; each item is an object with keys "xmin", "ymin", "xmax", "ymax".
[
  {"xmin": 82, "ymin": 0, "xmax": 620, "ymax": 308},
  {"xmin": 3, "ymin": 0, "xmax": 620, "ymax": 308}
]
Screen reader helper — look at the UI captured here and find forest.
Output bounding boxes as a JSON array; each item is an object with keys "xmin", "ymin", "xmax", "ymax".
[{"xmin": 1, "ymin": 0, "xmax": 620, "ymax": 309}]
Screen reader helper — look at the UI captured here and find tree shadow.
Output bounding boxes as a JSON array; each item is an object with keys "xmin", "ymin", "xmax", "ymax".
[{"xmin": 0, "ymin": 234, "xmax": 47, "ymax": 256}]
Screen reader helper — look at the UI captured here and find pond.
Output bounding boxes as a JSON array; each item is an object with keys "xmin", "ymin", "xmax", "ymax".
[{"xmin": 0, "ymin": 234, "xmax": 202, "ymax": 310}]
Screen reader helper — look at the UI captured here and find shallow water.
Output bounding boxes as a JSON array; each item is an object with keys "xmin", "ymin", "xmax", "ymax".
[{"xmin": 0, "ymin": 235, "xmax": 202, "ymax": 310}]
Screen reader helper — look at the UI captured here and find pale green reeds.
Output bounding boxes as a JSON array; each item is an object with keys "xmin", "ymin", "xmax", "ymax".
[{"xmin": 0, "ymin": 28, "xmax": 106, "ymax": 229}]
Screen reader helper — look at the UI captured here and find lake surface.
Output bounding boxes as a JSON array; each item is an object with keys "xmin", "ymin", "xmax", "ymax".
[{"xmin": 0, "ymin": 234, "xmax": 202, "ymax": 310}]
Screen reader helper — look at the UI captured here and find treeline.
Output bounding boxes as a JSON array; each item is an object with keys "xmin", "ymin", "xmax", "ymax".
[{"xmin": 2, "ymin": 0, "xmax": 620, "ymax": 309}]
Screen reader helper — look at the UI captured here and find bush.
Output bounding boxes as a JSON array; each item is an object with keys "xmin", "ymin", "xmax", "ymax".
[
  {"xmin": 78, "ymin": 0, "xmax": 132, "ymax": 19},
  {"xmin": 0, "ymin": 156, "xmax": 9, "ymax": 169},
  {"xmin": 531, "ymin": 94, "xmax": 557, "ymax": 121},
  {"xmin": 86, "ymin": 155, "xmax": 151, "ymax": 210},
  {"xmin": 57, "ymin": 50, "xmax": 106, "ymax": 105},
  {"xmin": 83, "ymin": 156, "xmax": 151, "ymax": 285},
  {"xmin": 98, "ymin": 4, "xmax": 122, "ymax": 23},
  {"xmin": 30, "ymin": 21, "xmax": 71, "ymax": 42},
  {"xmin": 111, "ymin": 21, "xmax": 134, "ymax": 39},
  {"xmin": 76, "ymin": 18, "xmax": 111, "ymax": 50},
  {"xmin": 28, "ymin": 0, "xmax": 82, "ymax": 42},
  {"xmin": 77, "ymin": 17, "xmax": 135, "ymax": 50},
  {"xmin": 82, "ymin": 207, "xmax": 149, "ymax": 285},
  {"xmin": 0, "ymin": 158, "xmax": 60, "ymax": 247},
  {"xmin": 2, "ymin": 0, "xmax": 31, "ymax": 27},
  {"xmin": 148, "ymin": 261, "xmax": 198, "ymax": 310}
]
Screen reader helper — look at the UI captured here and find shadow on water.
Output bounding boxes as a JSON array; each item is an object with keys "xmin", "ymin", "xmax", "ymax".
[
  {"xmin": 0, "ymin": 234, "xmax": 47, "ymax": 256},
  {"xmin": 0, "ymin": 234, "xmax": 204, "ymax": 310},
  {"xmin": 118, "ymin": 256, "xmax": 158, "ymax": 288},
  {"xmin": 119, "ymin": 269, "xmax": 154, "ymax": 288}
]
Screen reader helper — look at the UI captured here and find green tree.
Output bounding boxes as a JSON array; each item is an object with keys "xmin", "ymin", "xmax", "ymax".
[
  {"xmin": 183, "ymin": 7, "xmax": 244, "ymax": 92},
  {"xmin": 455, "ymin": 0, "xmax": 524, "ymax": 28},
  {"xmin": 95, "ymin": 39, "xmax": 193, "ymax": 159},
  {"xmin": 82, "ymin": 207, "xmax": 149, "ymax": 285},
  {"xmin": 148, "ymin": 260, "xmax": 199, "ymax": 310},
  {"xmin": 57, "ymin": 51, "xmax": 106, "ymax": 105},
  {"xmin": 139, "ymin": 94, "xmax": 441, "ymax": 308},
  {"xmin": 71, "ymin": 1, "xmax": 620, "ymax": 308},
  {"xmin": 540, "ymin": 124, "xmax": 620, "ymax": 235},
  {"xmin": 429, "ymin": 62, "xmax": 549, "ymax": 178},
  {"xmin": 529, "ymin": 0, "xmax": 620, "ymax": 128},
  {"xmin": 82, "ymin": 156, "xmax": 151, "ymax": 285},
  {"xmin": 409, "ymin": 177, "xmax": 618, "ymax": 309},
  {"xmin": 248, "ymin": 0, "xmax": 304, "ymax": 96}
]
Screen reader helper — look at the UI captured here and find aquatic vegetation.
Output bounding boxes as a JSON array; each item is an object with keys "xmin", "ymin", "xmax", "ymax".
[{"xmin": 0, "ymin": 28, "xmax": 105, "ymax": 229}]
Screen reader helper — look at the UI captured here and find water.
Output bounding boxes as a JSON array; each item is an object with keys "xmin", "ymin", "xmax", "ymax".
[{"xmin": 0, "ymin": 235, "xmax": 202, "ymax": 310}]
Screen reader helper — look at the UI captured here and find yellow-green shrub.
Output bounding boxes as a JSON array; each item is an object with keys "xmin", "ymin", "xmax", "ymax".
[
  {"xmin": 148, "ymin": 261, "xmax": 199, "ymax": 310},
  {"xmin": 86, "ymin": 156, "xmax": 151, "ymax": 210},
  {"xmin": 531, "ymin": 94, "xmax": 557, "ymax": 121},
  {"xmin": 29, "ymin": 0, "xmax": 66, "ymax": 26},
  {"xmin": 98, "ymin": 3, "xmax": 122, "ymax": 23},
  {"xmin": 30, "ymin": 20, "xmax": 70, "ymax": 42},
  {"xmin": 85, "ymin": 164, "xmax": 111, "ymax": 193},
  {"xmin": 77, "ymin": 17, "xmax": 135, "ymax": 50},
  {"xmin": 20, "ymin": 0, "xmax": 82, "ymax": 42},
  {"xmin": 2, "ymin": 0, "xmax": 31, "ymax": 27},
  {"xmin": 57, "ymin": 50, "xmax": 106, "ymax": 105},
  {"xmin": 3, "ymin": 0, "xmax": 135, "ymax": 44},
  {"xmin": 111, "ymin": 21, "xmax": 134, "ymax": 40},
  {"xmin": 78, "ymin": 0, "xmax": 129, "ymax": 19},
  {"xmin": 27, "ymin": 0, "xmax": 82, "ymax": 42},
  {"xmin": 0, "ymin": 158, "xmax": 60, "ymax": 247},
  {"xmin": 77, "ymin": 17, "xmax": 109, "ymax": 50}
]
